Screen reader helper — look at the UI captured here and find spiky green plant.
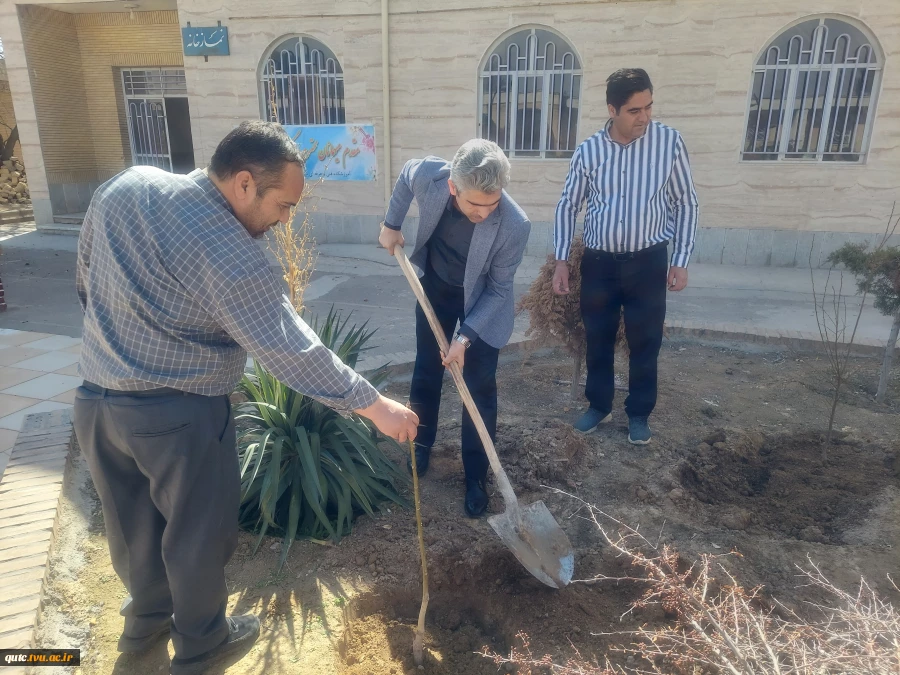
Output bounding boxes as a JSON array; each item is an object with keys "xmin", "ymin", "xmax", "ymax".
[{"xmin": 236, "ymin": 307, "xmax": 408, "ymax": 569}]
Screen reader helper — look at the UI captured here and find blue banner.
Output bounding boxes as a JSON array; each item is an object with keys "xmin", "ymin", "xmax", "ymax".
[
  {"xmin": 182, "ymin": 26, "xmax": 229, "ymax": 56},
  {"xmin": 284, "ymin": 125, "xmax": 377, "ymax": 181}
]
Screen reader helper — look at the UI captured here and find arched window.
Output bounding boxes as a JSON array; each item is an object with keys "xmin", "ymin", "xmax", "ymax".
[
  {"xmin": 743, "ymin": 17, "xmax": 882, "ymax": 162},
  {"xmin": 479, "ymin": 27, "xmax": 581, "ymax": 159},
  {"xmin": 259, "ymin": 36, "xmax": 345, "ymax": 125}
]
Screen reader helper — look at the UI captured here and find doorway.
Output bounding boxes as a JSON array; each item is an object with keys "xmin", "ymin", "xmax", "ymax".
[{"xmin": 122, "ymin": 69, "xmax": 196, "ymax": 173}]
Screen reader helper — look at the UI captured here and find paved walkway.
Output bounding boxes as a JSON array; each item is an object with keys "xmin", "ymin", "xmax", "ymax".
[
  {"xmin": 2, "ymin": 225, "xmax": 893, "ymax": 346},
  {"xmin": 0, "ymin": 329, "xmax": 81, "ymax": 477},
  {"xmin": 309, "ymin": 243, "xmax": 894, "ymax": 360}
]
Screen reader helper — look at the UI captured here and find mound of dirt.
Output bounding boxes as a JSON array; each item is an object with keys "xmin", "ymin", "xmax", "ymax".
[
  {"xmin": 498, "ymin": 420, "xmax": 592, "ymax": 492},
  {"xmin": 678, "ymin": 428, "xmax": 899, "ymax": 544}
]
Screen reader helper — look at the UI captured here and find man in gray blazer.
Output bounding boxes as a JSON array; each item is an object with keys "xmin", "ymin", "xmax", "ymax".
[{"xmin": 379, "ymin": 139, "xmax": 530, "ymax": 517}]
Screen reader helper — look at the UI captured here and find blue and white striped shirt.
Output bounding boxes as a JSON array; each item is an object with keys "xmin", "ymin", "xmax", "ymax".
[{"xmin": 554, "ymin": 120, "xmax": 699, "ymax": 268}]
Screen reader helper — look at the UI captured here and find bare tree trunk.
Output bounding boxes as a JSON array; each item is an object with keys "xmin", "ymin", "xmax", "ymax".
[
  {"xmin": 571, "ymin": 351, "xmax": 582, "ymax": 401},
  {"xmin": 824, "ymin": 372, "xmax": 842, "ymax": 460},
  {"xmin": 876, "ymin": 310, "xmax": 900, "ymax": 404},
  {"xmin": 0, "ymin": 125, "xmax": 18, "ymax": 162}
]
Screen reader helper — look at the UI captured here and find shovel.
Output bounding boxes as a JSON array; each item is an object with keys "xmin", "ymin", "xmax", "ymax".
[{"xmin": 393, "ymin": 247, "xmax": 574, "ymax": 589}]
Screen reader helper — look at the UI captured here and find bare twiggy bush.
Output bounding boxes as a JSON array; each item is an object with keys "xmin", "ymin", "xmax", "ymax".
[
  {"xmin": 270, "ymin": 184, "xmax": 317, "ymax": 314},
  {"xmin": 481, "ymin": 493, "xmax": 900, "ymax": 675},
  {"xmin": 267, "ymin": 80, "xmax": 323, "ymax": 314},
  {"xmin": 811, "ymin": 205, "xmax": 899, "ymax": 457},
  {"xmin": 518, "ymin": 238, "xmax": 627, "ymax": 400},
  {"xmin": 827, "ymin": 214, "xmax": 900, "ymax": 405}
]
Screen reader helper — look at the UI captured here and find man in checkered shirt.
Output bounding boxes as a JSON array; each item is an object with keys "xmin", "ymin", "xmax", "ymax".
[{"xmin": 73, "ymin": 121, "xmax": 418, "ymax": 675}]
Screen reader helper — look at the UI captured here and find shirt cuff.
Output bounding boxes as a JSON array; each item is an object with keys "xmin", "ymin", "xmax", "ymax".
[
  {"xmin": 671, "ymin": 251, "xmax": 691, "ymax": 268},
  {"xmin": 458, "ymin": 324, "xmax": 479, "ymax": 342},
  {"xmin": 383, "ymin": 221, "xmax": 402, "ymax": 231},
  {"xmin": 345, "ymin": 376, "xmax": 380, "ymax": 412}
]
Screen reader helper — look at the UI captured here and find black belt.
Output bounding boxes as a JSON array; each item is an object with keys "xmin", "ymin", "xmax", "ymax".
[
  {"xmin": 585, "ymin": 240, "xmax": 668, "ymax": 261},
  {"xmin": 81, "ymin": 381, "xmax": 186, "ymax": 397}
]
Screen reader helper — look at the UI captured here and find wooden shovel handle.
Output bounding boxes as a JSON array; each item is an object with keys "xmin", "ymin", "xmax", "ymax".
[{"xmin": 393, "ymin": 248, "xmax": 519, "ymax": 509}]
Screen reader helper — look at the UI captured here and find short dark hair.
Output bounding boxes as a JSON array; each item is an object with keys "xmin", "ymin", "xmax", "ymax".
[
  {"xmin": 606, "ymin": 68, "xmax": 654, "ymax": 112},
  {"xmin": 209, "ymin": 121, "xmax": 304, "ymax": 195}
]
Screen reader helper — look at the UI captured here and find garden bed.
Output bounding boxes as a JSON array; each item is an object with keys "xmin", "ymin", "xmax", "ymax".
[{"xmin": 36, "ymin": 340, "xmax": 899, "ymax": 674}]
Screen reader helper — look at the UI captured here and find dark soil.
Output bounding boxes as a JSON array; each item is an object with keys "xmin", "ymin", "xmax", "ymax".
[{"xmin": 38, "ymin": 341, "xmax": 900, "ymax": 674}]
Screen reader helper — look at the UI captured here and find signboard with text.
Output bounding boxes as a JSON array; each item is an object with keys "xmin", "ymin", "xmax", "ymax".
[
  {"xmin": 283, "ymin": 125, "xmax": 377, "ymax": 181},
  {"xmin": 182, "ymin": 25, "xmax": 229, "ymax": 56}
]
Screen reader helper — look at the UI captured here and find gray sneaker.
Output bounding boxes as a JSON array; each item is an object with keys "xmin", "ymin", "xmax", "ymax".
[
  {"xmin": 574, "ymin": 408, "xmax": 612, "ymax": 434},
  {"xmin": 628, "ymin": 416, "xmax": 652, "ymax": 445}
]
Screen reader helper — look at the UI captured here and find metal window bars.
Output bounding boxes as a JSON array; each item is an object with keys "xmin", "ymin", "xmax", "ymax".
[
  {"xmin": 122, "ymin": 69, "xmax": 186, "ymax": 172},
  {"xmin": 479, "ymin": 28, "xmax": 582, "ymax": 159},
  {"xmin": 260, "ymin": 37, "xmax": 346, "ymax": 125},
  {"xmin": 123, "ymin": 69, "xmax": 187, "ymax": 97},
  {"xmin": 742, "ymin": 18, "xmax": 881, "ymax": 163}
]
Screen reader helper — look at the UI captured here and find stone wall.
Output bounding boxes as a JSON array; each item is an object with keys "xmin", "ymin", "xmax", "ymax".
[{"xmin": 177, "ymin": 0, "xmax": 900, "ymax": 247}]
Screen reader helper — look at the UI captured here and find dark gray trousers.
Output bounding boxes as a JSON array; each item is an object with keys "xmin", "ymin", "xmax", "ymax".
[{"xmin": 73, "ymin": 383, "xmax": 239, "ymax": 660}]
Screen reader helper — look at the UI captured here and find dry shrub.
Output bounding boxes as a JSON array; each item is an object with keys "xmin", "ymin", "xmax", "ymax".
[
  {"xmin": 517, "ymin": 238, "xmax": 590, "ymax": 359},
  {"xmin": 270, "ymin": 181, "xmax": 317, "ymax": 314},
  {"xmin": 267, "ymin": 78, "xmax": 321, "ymax": 314},
  {"xmin": 482, "ymin": 494, "xmax": 900, "ymax": 674},
  {"xmin": 517, "ymin": 238, "xmax": 629, "ymax": 399}
]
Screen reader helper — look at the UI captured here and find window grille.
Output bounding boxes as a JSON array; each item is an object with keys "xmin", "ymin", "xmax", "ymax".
[
  {"xmin": 743, "ymin": 17, "xmax": 881, "ymax": 162},
  {"xmin": 260, "ymin": 36, "xmax": 345, "ymax": 125},
  {"xmin": 479, "ymin": 28, "xmax": 581, "ymax": 159}
]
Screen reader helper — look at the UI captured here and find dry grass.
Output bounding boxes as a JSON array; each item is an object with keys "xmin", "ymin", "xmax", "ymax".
[
  {"xmin": 481, "ymin": 494, "xmax": 900, "ymax": 675},
  {"xmin": 270, "ymin": 183, "xmax": 317, "ymax": 314}
]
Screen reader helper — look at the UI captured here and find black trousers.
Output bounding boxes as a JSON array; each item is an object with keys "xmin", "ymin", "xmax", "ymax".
[
  {"xmin": 73, "ymin": 383, "xmax": 239, "ymax": 660},
  {"xmin": 580, "ymin": 244, "xmax": 668, "ymax": 418},
  {"xmin": 408, "ymin": 270, "xmax": 500, "ymax": 482}
]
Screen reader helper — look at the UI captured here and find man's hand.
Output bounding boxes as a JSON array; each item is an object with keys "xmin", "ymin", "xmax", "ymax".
[
  {"xmin": 356, "ymin": 394, "xmax": 419, "ymax": 442},
  {"xmin": 552, "ymin": 261, "xmax": 570, "ymax": 295},
  {"xmin": 379, "ymin": 225, "xmax": 405, "ymax": 255},
  {"xmin": 442, "ymin": 341, "xmax": 466, "ymax": 370},
  {"xmin": 667, "ymin": 266, "xmax": 688, "ymax": 292}
]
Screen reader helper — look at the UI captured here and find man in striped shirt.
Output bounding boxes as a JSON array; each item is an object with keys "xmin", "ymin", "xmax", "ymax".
[{"xmin": 552, "ymin": 68, "xmax": 699, "ymax": 445}]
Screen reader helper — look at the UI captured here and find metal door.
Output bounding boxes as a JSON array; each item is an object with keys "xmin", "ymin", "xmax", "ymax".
[
  {"xmin": 122, "ymin": 69, "xmax": 188, "ymax": 171},
  {"xmin": 124, "ymin": 98, "xmax": 172, "ymax": 171}
]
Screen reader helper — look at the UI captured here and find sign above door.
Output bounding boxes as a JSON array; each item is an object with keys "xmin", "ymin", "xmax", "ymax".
[{"xmin": 182, "ymin": 23, "xmax": 229, "ymax": 57}]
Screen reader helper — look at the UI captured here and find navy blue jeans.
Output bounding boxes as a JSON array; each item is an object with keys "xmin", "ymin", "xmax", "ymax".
[
  {"xmin": 408, "ymin": 270, "xmax": 499, "ymax": 481},
  {"xmin": 580, "ymin": 244, "xmax": 668, "ymax": 418}
]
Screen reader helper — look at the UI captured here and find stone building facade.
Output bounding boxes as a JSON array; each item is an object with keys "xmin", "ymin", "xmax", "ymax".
[{"xmin": 1, "ymin": 0, "xmax": 897, "ymax": 266}]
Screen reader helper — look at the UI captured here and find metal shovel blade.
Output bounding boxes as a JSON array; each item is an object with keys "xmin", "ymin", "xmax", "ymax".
[{"xmin": 488, "ymin": 500, "xmax": 575, "ymax": 589}]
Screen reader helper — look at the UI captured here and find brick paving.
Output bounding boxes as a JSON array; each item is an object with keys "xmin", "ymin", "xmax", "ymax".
[{"xmin": 0, "ymin": 408, "xmax": 73, "ymax": 653}]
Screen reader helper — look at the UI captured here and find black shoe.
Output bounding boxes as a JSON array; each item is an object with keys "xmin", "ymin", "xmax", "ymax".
[
  {"xmin": 117, "ymin": 621, "xmax": 171, "ymax": 653},
  {"xmin": 464, "ymin": 478, "xmax": 489, "ymax": 518},
  {"xmin": 170, "ymin": 615, "xmax": 261, "ymax": 675},
  {"xmin": 406, "ymin": 446, "xmax": 431, "ymax": 477}
]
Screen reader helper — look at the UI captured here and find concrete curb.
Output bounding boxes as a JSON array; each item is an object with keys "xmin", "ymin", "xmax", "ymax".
[
  {"xmin": 354, "ymin": 320, "xmax": 887, "ymax": 379},
  {"xmin": 0, "ymin": 409, "xmax": 74, "ymax": 661},
  {"xmin": 663, "ymin": 319, "xmax": 887, "ymax": 356}
]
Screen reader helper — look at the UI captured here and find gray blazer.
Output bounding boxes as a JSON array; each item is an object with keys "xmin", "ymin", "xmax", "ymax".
[{"xmin": 384, "ymin": 156, "xmax": 531, "ymax": 349}]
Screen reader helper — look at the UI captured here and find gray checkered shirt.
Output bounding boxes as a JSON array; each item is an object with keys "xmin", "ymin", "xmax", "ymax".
[{"xmin": 76, "ymin": 166, "xmax": 379, "ymax": 412}]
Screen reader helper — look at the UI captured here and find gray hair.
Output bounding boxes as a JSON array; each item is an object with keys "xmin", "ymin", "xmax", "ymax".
[{"xmin": 449, "ymin": 139, "xmax": 510, "ymax": 193}]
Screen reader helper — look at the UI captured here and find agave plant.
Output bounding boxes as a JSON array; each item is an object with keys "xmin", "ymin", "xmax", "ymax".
[{"xmin": 235, "ymin": 307, "xmax": 409, "ymax": 569}]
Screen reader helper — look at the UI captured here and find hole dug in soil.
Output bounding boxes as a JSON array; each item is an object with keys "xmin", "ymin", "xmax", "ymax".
[
  {"xmin": 339, "ymin": 589, "xmax": 505, "ymax": 675},
  {"xmin": 678, "ymin": 429, "xmax": 900, "ymax": 544},
  {"xmin": 338, "ymin": 540, "xmax": 647, "ymax": 675}
]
